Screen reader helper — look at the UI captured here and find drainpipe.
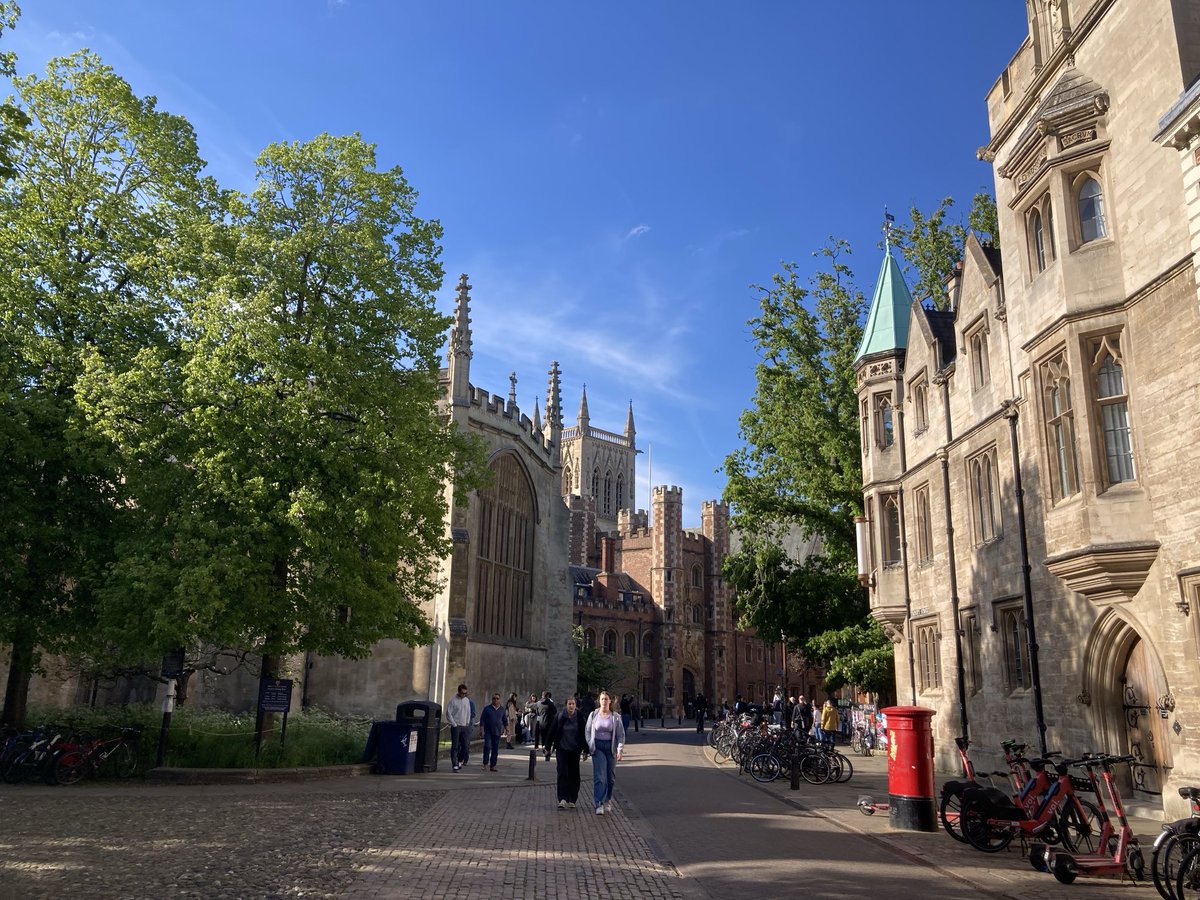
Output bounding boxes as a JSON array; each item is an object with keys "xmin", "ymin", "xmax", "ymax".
[
  {"xmin": 1003, "ymin": 399, "xmax": 1048, "ymax": 757},
  {"xmin": 896, "ymin": 397, "xmax": 917, "ymax": 706},
  {"xmin": 934, "ymin": 371, "xmax": 968, "ymax": 740}
]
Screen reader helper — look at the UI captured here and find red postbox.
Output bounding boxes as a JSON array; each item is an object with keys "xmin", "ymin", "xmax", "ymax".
[{"xmin": 881, "ymin": 705, "xmax": 937, "ymax": 832}]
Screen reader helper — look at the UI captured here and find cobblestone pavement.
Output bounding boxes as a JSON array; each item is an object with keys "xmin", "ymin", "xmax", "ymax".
[
  {"xmin": 0, "ymin": 729, "xmax": 1169, "ymax": 899},
  {"xmin": 0, "ymin": 781, "xmax": 442, "ymax": 899}
]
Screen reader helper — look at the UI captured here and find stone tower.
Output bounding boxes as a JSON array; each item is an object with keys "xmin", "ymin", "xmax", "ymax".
[{"xmin": 560, "ymin": 388, "xmax": 638, "ymax": 536}]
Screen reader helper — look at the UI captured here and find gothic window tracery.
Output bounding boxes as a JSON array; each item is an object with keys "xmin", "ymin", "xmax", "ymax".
[
  {"xmin": 474, "ymin": 452, "xmax": 534, "ymax": 642},
  {"xmin": 1090, "ymin": 334, "xmax": 1134, "ymax": 486},
  {"xmin": 603, "ymin": 470, "xmax": 613, "ymax": 515}
]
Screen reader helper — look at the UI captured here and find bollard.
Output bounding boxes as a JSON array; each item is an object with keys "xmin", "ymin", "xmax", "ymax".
[
  {"xmin": 527, "ymin": 747, "xmax": 536, "ymax": 781},
  {"xmin": 790, "ymin": 744, "xmax": 800, "ymax": 791}
]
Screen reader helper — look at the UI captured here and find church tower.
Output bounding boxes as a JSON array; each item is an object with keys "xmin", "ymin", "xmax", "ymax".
[{"xmin": 560, "ymin": 388, "xmax": 638, "ymax": 537}]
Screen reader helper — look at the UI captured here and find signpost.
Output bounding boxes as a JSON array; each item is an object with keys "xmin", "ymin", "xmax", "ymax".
[
  {"xmin": 155, "ymin": 648, "xmax": 185, "ymax": 767},
  {"xmin": 255, "ymin": 678, "xmax": 294, "ymax": 756}
]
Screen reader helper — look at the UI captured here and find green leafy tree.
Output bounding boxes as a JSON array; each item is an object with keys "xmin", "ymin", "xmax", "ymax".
[
  {"xmin": 723, "ymin": 241, "xmax": 887, "ymax": 690},
  {"xmin": 723, "ymin": 241, "xmax": 865, "ymax": 563},
  {"xmin": 805, "ymin": 622, "xmax": 894, "ymax": 699},
  {"xmin": 887, "ymin": 192, "xmax": 999, "ymax": 310},
  {"xmin": 0, "ymin": 2, "xmax": 29, "ymax": 181},
  {"xmin": 78, "ymin": 134, "xmax": 488, "ymax": 694},
  {"xmin": 0, "ymin": 52, "xmax": 216, "ymax": 726}
]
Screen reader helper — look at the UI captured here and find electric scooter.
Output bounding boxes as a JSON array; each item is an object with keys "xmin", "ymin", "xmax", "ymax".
[{"xmin": 1030, "ymin": 753, "xmax": 1145, "ymax": 885}]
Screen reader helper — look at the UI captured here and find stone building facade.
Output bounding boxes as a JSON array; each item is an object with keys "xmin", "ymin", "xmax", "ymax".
[
  {"xmin": 303, "ymin": 275, "xmax": 577, "ymax": 716},
  {"xmin": 857, "ymin": 0, "xmax": 1200, "ymax": 817}
]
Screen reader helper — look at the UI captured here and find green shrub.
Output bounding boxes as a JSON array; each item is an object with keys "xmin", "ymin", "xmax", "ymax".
[{"xmin": 26, "ymin": 704, "xmax": 373, "ymax": 771}]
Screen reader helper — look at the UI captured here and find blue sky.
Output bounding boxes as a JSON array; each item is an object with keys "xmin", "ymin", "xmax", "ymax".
[{"xmin": 11, "ymin": 2, "xmax": 1028, "ymax": 526}]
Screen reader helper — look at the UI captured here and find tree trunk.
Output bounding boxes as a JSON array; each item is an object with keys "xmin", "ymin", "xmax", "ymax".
[{"xmin": 1, "ymin": 627, "xmax": 35, "ymax": 728}]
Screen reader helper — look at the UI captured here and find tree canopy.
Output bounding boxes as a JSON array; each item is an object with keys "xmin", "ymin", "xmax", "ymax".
[
  {"xmin": 0, "ymin": 47, "xmax": 486, "ymax": 724},
  {"xmin": 0, "ymin": 51, "xmax": 216, "ymax": 724},
  {"xmin": 886, "ymin": 192, "xmax": 998, "ymax": 310},
  {"xmin": 722, "ymin": 241, "xmax": 891, "ymax": 695}
]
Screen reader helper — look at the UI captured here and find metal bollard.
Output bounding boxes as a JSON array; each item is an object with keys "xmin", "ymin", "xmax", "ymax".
[
  {"xmin": 528, "ymin": 748, "xmax": 536, "ymax": 781},
  {"xmin": 790, "ymin": 746, "xmax": 800, "ymax": 791}
]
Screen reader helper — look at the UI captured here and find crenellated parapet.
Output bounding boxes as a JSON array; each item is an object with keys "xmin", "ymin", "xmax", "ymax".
[{"xmin": 465, "ymin": 383, "xmax": 556, "ymax": 462}]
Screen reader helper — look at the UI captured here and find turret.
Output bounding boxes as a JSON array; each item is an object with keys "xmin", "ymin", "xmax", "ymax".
[
  {"xmin": 624, "ymin": 400, "xmax": 635, "ymax": 445},
  {"xmin": 577, "ymin": 384, "xmax": 590, "ymax": 430},
  {"xmin": 448, "ymin": 274, "xmax": 473, "ymax": 405}
]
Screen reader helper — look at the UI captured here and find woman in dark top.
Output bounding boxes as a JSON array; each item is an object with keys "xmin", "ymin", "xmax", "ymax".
[{"xmin": 543, "ymin": 695, "xmax": 586, "ymax": 809}]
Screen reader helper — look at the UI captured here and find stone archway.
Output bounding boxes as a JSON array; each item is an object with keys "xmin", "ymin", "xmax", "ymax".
[
  {"xmin": 1080, "ymin": 608, "xmax": 1172, "ymax": 796},
  {"xmin": 682, "ymin": 668, "xmax": 696, "ymax": 712}
]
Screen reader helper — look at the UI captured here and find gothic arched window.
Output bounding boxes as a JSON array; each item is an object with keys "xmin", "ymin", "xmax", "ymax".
[
  {"xmin": 603, "ymin": 470, "xmax": 613, "ymax": 515},
  {"xmin": 616, "ymin": 474, "xmax": 624, "ymax": 511},
  {"xmin": 623, "ymin": 632, "xmax": 635, "ymax": 656},
  {"xmin": 474, "ymin": 452, "xmax": 535, "ymax": 642},
  {"xmin": 591, "ymin": 467, "xmax": 600, "ymax": 500},
  {"xmin": 603, "ymin": 629, "xmax": 617, "ymax": 655},
  {"xmin": 562, "ymin": 464, "xmax": 572, "ymax": 496}
]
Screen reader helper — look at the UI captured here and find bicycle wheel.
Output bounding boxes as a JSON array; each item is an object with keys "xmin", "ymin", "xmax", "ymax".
[
  {"xmin": 1177, "ymin": 844, "xmax": 1200, "ymax": 900},
  {"xmin": 749, "ymin": 753, "xmax": 781, "ymax": 783},
  {"xmin": 1059, "ymin": 798, "xmax": 1103, "ymax": 855},
  {"xmin": 940, "ymin": 789, "xmax": 968, "ymax": 843},
  {"xmin": 800, "ymin": 753, "xmax": 831, "ymax": 785},
  {"xmin": 962, "ymin": 797, "xmax": 1015, "ymax": 853},
  {"xmin": 53, "ymin": 749, "xmax": 87, "ymax": 786},
  {"xmin": 101, "ymin": 742, "xmax": 137, "ymax": 779},
  {"xmin": 834, "ymin": 752, "xmax": 854, "ymax": 783},
  {"xmin": 1160, "ymin": 832, "xmax": 1200, "ymax": 900}
]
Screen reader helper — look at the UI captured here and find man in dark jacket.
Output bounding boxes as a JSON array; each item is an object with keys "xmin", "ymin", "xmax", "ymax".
[
  {"xmin": 543, "ymin": 695, "xmax": 586, "ymax": 808},
  {"xmin": 534, "ymin": 691, "xmax": 557, "ymax": 750},
  {"xmin": 478, "ymin": 692, "xmax": 507, "ymax": 771}
]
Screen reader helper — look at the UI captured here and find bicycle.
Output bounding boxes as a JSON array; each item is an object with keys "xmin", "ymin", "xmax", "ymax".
[
  {"xmin": 0, "ymin": 723, "xmax": 76, "ymax": 785},
  {"xmin": 1150, "ymin": 786, "xmax": 1200, "ymax": 900},
  {"xmin": 52, "ymin": 725, "xmax": 143, "ymax": 784},
  {"xmin": 940, "ymin": 737, "xmax": 1039, "ymax": 844},
  {"xmin": 959, "ymin": 752, "xmax": 1102, "ymax": 854}
]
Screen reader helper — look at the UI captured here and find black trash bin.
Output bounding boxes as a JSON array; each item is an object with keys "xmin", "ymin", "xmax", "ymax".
[
  {"xmin": 363, "ymin": 720, "xmax": 418, "ymax": 775},
  {"xmin": 396, "ymin": 700, "xmax": 442, "ymax": 773}
]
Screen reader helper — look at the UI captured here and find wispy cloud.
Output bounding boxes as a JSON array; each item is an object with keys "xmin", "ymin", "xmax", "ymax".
[{"xmin": 624, "ymin": 224, "xmax": 650, "ymax": 240}]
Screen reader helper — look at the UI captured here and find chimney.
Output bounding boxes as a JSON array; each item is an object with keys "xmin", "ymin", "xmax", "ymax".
[{"xmin": 600, "ymin": 534, "xmax": 615, "ymax": 573}]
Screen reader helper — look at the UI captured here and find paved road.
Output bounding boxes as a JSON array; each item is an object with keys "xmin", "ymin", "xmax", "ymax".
[
  {"xmin": 622, "ymin": 727, "xmax": 991, "ymax": 900},
  {"xmin": 0, "ymin": 723, "xmax": 1157, "ymax": 898}
]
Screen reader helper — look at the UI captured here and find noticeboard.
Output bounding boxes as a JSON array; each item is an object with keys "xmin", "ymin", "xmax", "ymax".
[
  {"xmin": 258, "ymin": 678, "xmax": 293, "ymax": 713},
  {"xmin": 160, "ymin": 648, "xmax": 186, "ymax": 679}
]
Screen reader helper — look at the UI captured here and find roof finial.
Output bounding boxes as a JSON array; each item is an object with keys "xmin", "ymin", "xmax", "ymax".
[
  {"xmin": 578, "ymin": 383, "xmax": 590, "ymax": 429},
  {"xmin": 624, "ymin": 400, "xmax": 635, "ymax": 441},
  {"xmin": 883, "ymin": 207, "xmax": 896, "ymax": 252},
  {"xmin": 508, "ymin": 371, "xmax": 517, "ymax": 406},
  {"xmin": 532, "ymin": 397, "xmax": 542, "ymax": 434},
  {"xmin": 546, "ymin": 361, "xmax": 562, "ymax": 431},
  {"xmin": 450, "ymin": 273, "xmax": 473, "ymax": 357}
]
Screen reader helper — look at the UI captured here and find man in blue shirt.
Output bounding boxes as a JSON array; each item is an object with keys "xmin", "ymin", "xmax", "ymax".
[{"xmin": 478, "ymin": 692, "xmax": 508, "ymax": 771}]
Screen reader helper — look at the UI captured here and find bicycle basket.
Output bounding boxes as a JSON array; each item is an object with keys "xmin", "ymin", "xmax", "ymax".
[{"xmin": 1070, "ymin": 775, "xmax": 1094, "ymax": 793}]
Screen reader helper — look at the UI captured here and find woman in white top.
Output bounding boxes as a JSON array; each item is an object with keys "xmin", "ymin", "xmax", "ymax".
[{"xmin": 584, "ymin": 690, "xmax": 626, "ymax": 816}]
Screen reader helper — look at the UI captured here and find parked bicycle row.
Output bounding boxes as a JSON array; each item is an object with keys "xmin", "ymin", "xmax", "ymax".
[
  {"xmin": 934, "ymin": 735, "xmax": 1150, "ymax": 889},
  {"xmin": 707, "ymin": 713, "xmax": 854, "ymax": 785},
  {"xmin": 0, "ymin": 722, "xmax": 143, "ymax": 785}
]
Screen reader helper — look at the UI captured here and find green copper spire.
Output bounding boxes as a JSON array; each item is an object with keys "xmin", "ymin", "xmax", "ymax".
[{"xmin": 854, "ymin": 244, "xmax": 914, "ymax": 364}]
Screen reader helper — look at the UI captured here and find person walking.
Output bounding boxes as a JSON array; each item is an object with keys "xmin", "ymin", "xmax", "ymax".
[
  {"xmin": 534, "ymin": 691, "xmax": 557, "ymax": 750},
  {"xmin": 819, "ymin": 699, "xmax": 839, "ymax": 747},
  {"xmin": 693, "ymin": 692, "xmax": 708, "ymax": 733},
  {"xmin": 619, "ymin": 694, "xmax": 632, "ymax": 734},
  {"xmin": 504, "ymin": 692, "xmax": 521, "ymax": 749},
  {"xmin": 446, "ymin": 684, "xmax": 473, "ymax": 771},
  {"xmin": 479, "ymin": 691, "xmax": 507, "ymax": 771},
  {"xmin": 523, "ymin": 693, "xmax": 538, "ymax": 746},
  {"xmin": 543, "ymin": 695, "xmax": 586, "ymax": 809},
  {"xmin": 585, "ymin": 690, "xmax": 626, "ymax": 816}
]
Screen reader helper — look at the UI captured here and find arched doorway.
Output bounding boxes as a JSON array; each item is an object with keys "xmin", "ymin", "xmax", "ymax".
[
  {"xmin": 1081, "ymin": 610, "xmax": 1172, "ymax": 797},
  {"xmin": 682, "ymin": 668, "xmax": 696, "ymax": 712}
]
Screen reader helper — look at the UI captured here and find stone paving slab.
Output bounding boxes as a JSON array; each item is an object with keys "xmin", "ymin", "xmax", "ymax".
[{"xmin": 343, "ymin": 779, "xmax": 689, "ymax": 900}]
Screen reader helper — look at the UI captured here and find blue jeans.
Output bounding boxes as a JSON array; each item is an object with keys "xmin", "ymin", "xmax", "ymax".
[
  {"xmin": 482, "ymin": 731, "xmax": 500, "ymax": 767},
  {"xmin": 592, "ymin": 738, "xmax": 616, "ymax": 807},
  {"xmin": 450, "ymin": 725, "xmax": 470, "ymax": 767}
]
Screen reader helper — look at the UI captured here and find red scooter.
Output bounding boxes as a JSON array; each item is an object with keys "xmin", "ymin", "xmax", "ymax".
[{"xmin": 1030, "ymin": 753, "xmax": 1145, "ymax": 885}]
